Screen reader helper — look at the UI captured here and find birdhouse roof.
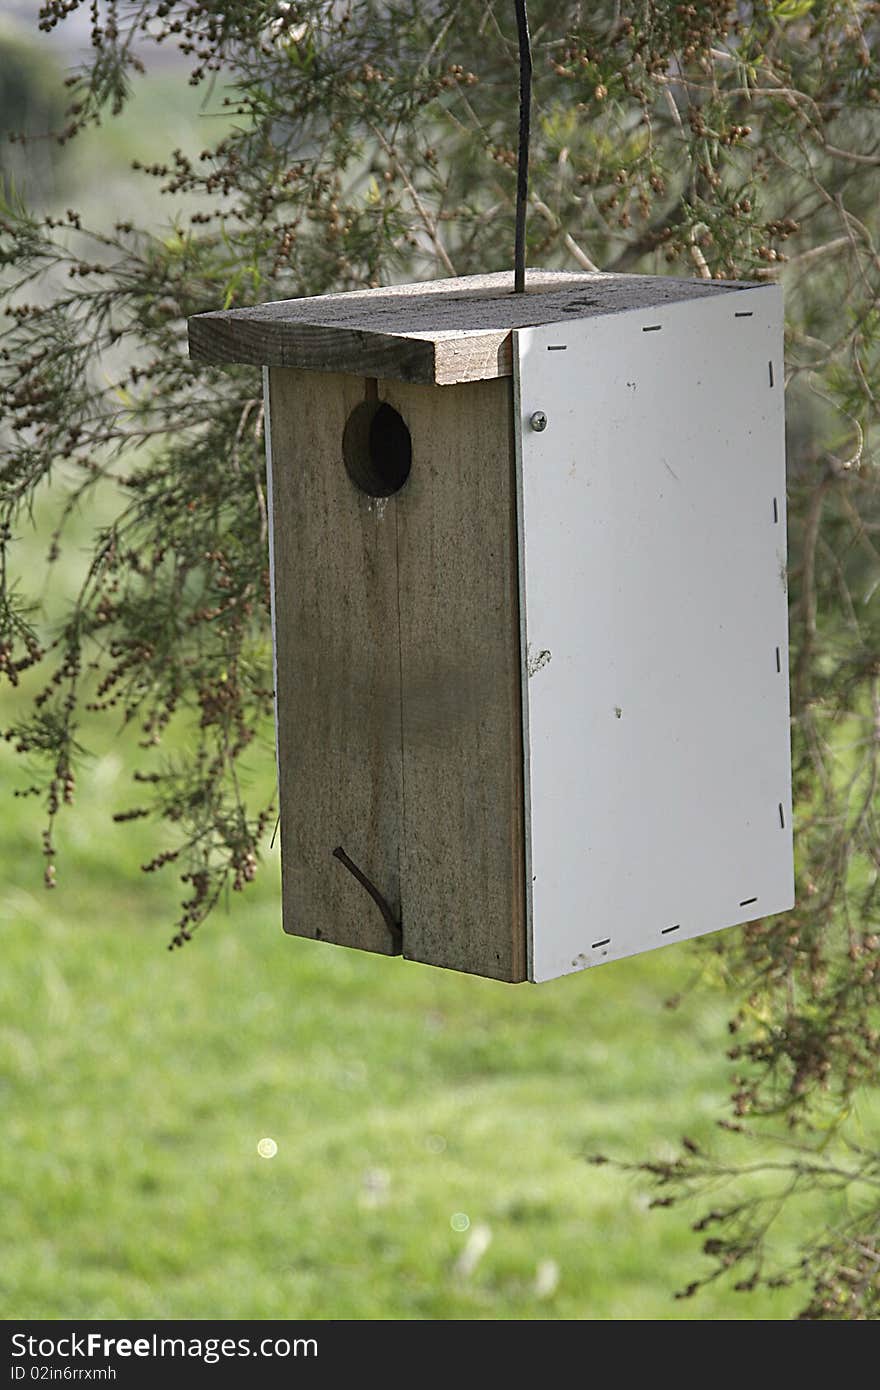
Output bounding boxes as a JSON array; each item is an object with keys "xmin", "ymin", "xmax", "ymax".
[{"xmin": 187, "ymin": 269, "xmax": 759, "ymax": 386}]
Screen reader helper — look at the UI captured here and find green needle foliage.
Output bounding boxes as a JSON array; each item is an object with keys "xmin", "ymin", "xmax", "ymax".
[{"xmin": 1, "ymin": 1, "xmax": 879, "ymax": 1317}]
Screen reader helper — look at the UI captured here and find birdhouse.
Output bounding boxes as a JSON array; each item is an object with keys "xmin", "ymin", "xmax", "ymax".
[{"xmin": 188, "ymin": 270, "xmax": 794, "ymax": 983}]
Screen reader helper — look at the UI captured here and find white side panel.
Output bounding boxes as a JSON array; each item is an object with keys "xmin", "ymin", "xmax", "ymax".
[{"xmin": 513, "ymin": 287, "xmax": 793, "ymax": 983}]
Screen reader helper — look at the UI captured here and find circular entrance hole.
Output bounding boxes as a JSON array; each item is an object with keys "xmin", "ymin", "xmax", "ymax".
[{"xmin": 343, "ymin": 400, "xmax": 412, "ymax": 498}]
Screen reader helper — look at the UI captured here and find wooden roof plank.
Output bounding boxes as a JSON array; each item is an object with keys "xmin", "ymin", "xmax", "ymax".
[{"xmin": 188, "ymin": 269, "xmax": 758, "ymax": 384}]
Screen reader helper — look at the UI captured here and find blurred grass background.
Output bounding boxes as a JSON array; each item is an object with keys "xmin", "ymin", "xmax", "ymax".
[
  {"xmin": 0, "ymin": 693, "xmax": 805, "ymax": 1319},
  {"xmin": 0, "ymin": 21, "xmax": 818, "ymax": 1321}
]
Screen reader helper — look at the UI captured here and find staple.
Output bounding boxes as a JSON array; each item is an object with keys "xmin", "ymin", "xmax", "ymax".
[
  {"xmin": 778, "ymin": 803, "xmax": 786, "ymax": 829},
  {"xmin": 769, "ymin": 361, "xmax": 775, "ymax": 388},
  {"xmin": 735, "ymin": 311, "xmax": 754, "ymax": 318},
  {"xmin": 773, "ymin": 497, "xmax": 779, "ymax": 523},
  {"xmin": 642, "ymin": 324, "xmax": 662, "ymax": 333},
  {"xmin": 776, "ymin": 646, "xmax": 781, "ymax": 672},
  {"xmin": 739, "ymin": 897, "xmax": 758, "ymax": 907},
  {"xmin": 547, "ymin": 345, "xmax": 567, "ymax": 351},
  {"xmin": 661, "ymin": 924, "xmax": 680, "ymax": 935},
  {"xmin": 591, "ymin": 937, "xmax": 611, "ymax": 949}
]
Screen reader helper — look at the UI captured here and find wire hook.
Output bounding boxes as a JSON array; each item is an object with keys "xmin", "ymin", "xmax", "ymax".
[
  {"xmin": 513, "ymin": 0, "xmax": 533, "ymax": 293},
  {"xmin": 332, "ymin": 845, "xmax": 403, "ymax": 953}
]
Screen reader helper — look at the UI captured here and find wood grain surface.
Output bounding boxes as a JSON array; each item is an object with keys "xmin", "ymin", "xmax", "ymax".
[
  {"xmin": 266, "ymin": 368, "xmax": 404, "ymax": 958},
  {"xmin": 190, "ymin": 271, "xmax": 751, "ymax": 385},
  {"xmin": 265, "ymin": 367, "xmax": 526, "ymax": 979},
  {"xmin": 388, "ymin": 375, "xmax": 526, "ymax": 980}
]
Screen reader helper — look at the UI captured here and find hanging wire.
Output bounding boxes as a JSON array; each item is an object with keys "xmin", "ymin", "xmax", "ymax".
[{"xmin": 513, "ymin": 0, "xmax": 533, "ymax": 293}]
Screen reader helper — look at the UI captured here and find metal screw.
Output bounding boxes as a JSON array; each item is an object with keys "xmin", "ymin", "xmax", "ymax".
[{"xmin": 529, "ymin": 410, "xmax": 548, "ymax": 432}]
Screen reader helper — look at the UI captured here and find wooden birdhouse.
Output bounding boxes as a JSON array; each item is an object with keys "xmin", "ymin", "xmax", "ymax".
[{"xmin": 188, "ymin": 269, "xmax": 794, "ymax": 983}]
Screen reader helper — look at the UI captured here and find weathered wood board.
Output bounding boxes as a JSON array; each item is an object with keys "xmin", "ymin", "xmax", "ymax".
[
  {"xmin": 264, "ymin": 368, "xmax": 403, "ymax": 958},
  {"xmin": 190, "ymin": 270, "xmax": 753, "ymax": 385},
  {"xmin": 264, "ymin": 367, "xmax": 526, "ymax": 979},
  {"xmin": 388, "ymin": 375, "xmax": 525, "ymax": 978}
]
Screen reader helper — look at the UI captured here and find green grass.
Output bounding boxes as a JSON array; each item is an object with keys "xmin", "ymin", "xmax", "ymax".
[
  {"xmin": 0, "ymin": 757, "xmax": 805, "ymax": 1320},
  {"xmin": 0, "ymin": 478, "xmax": 851, "ymax": 1322}
]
